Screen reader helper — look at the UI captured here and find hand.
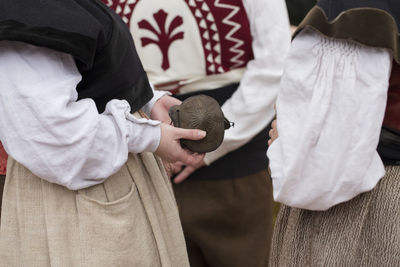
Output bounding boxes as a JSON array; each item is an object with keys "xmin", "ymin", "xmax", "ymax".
[
  {"xmin": 268, "ymin": 119, "xmax": 278, "ymax": 146},
  {"xmin": 151, "ymin": 95, "xmax": 181, "ymax": 124},
  {"xmin": 163, "ymin": 160, "xmax": 185, "ymax": 178},
  {"xmin": 156, "ymin": 123, "xmax": 206, "ymax": 166},
  {"xmin": 172, "ymin": 159, "xmax": 206, "ymax": 184}
]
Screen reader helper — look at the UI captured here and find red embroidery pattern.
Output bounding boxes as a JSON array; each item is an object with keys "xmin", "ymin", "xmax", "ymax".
[
  {"xmin": 0, "ymin": 142, "xmax": 7, "ymax": 175},
  {"xmin": 102, "ymin": 0, "xmax": 138, "ymax": 24},
  {"xmin": 182, "ymin": 0, "xmax": 253, "ymax": 73},
  {"xmin": 138, "ymin": 10, "xmax": 184, "ymax": 70},
  {"xmin": 183, "ymin": 0, "xmax": 222, "ymax": 74},
  {"xmin": 103, "ymin": 0, "xmax": 253, "ymax": 75}
]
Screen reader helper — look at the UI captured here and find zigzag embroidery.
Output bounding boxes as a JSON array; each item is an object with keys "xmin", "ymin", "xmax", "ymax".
[{"xmin": 214, "ymin": 0, "xmax": 245, "ymax": 68}]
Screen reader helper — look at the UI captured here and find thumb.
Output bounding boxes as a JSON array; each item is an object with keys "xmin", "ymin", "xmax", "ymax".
[{"xmin": 175, "ymin": 128, "xmax": 206, "ymax": 141}]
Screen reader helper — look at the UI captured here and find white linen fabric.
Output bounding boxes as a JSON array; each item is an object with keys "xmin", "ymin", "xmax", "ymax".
[
  {"xmin": 204, "ymin": 0, "xmax": 291, "ymax": 164},
  {"xmin": 0, "ymin": 41, "xmax": 164, "ymax": 190},
  {"xmin": 267, "ymin": 29, "xmax": 392, "ymax": 211}
]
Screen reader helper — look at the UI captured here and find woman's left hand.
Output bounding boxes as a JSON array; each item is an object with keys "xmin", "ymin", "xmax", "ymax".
[
  {"xmin": 268, "ymin": 119, "xmax": 278, "ymax": 146},
  {"xmin": 151, "ymin": 95, "xmax": 181, "ymax": 124},
  {"xmin": 172, "ymin": 159, "xmax": 206, "ymax": 184}
]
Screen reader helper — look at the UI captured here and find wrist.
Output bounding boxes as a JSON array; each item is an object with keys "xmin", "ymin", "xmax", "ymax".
[
  {"xmin": 144, "ymin": 90, "xmax": 169, "ymax": 117},
  {"xmin": 126, "ymin": 113, "xmax": 161, "ymax": 153}
]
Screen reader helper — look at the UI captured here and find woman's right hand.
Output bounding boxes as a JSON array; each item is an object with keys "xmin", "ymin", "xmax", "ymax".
[{"xmin": 156, "ymin": 123, "xmax": 206, "ymax": 165}]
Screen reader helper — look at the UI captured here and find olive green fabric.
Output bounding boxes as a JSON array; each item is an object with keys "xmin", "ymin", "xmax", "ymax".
[
  {"xmin": 270, "ymin": 165, "xmax": 400, "ymax": 266},
  {"xmin": 295, "ymin": 6, "xmax": 400, "ymax": 64},
  {"xmin": 173, "ymin": 170, "xmax": 273, "ymax": 267}
]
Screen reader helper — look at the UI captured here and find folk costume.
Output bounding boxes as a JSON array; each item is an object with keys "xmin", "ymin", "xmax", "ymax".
[
  {"xmin": 102, "ymin": 0, "xmax": 290, "ymax": 266},
  {"xmin": 267, "ymin": 0, "xmax": 400, "ymax": 265},
  {"xmin": 0, "ymin": 0, "xmax": 189, "ymax": 266},
  {"xmin": 0, "ymin": 142, "xmax": 6, "ymax": 219},
  {"xmin": 0, "ymin": 143, "xmax": 5, "ymax": 177}
]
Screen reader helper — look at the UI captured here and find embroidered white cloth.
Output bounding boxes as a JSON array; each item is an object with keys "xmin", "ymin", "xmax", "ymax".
[
  {"xmin": 267, "ymin": 29, "xmax": 392, "ymax": 210},
  {"xmin": 123, "ymin": 0, "xmax": 291, "ymax": 165},
  {"xmin": 0, "ymin": 41, "xmax": 165, "ymax": 190}
]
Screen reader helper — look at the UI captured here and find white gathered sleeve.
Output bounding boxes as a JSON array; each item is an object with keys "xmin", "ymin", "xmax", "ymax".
[
  {"xmin": 0, "ymin": 41, "xmax": 161, "ymax": 190},
  {"xmin": 267, "ymin": 29, "xmax": 392, "ymax": 211},
  {"xmin": 203, "ymin": 0, "xmax": 291, "ymax": 165},
  {"xmin": 141, "ymin": 83, "xmax": 169, "ymax": 116}
]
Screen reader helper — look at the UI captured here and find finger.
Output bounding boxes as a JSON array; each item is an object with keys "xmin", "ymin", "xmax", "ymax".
[
  {"xmin": 272, "ymin": 129, "xmax": 278, "ymax": 139},
  {"xmin": 271, "ymin": 130, "xmax": 277, "ymax": 140},
  {"xmin": 272, "ymin": 119, "xmax": 277, "ymax": 129},
  {"xmin": 171, "ymin": 162, "xmax": 183, "ymax": 174},
  {"xmin": 178, "ymin": 153, "xmax": 199, "ymax": 166},
  {"xmin": 172, "ymin": 146, "xmax": 205, "ymax": 165},
  {"xmin": 269, "ymin": 129, "xmax": 274, "ymax": 139},
  {"xmin": 268, "ymin": 139, "xmax": 272, "ymax": 146},
  {"xmin": 175, "ymin": 128, "xmax": 206, "ymax": 140},
  {"xmin": 163, "ymin": 162, "xmax": 173, "ymax": 178},
  {"xmin": 173, "ymin": 166, "xmax": 195, "ymax": 184},
  {"xmin": 183, "ymin": 152, "xmax": 205, "ymax": 166},
  {"xmin": 174, "ymin": 161, "xmax": 185, "ymax": 167},
  {"xmin": 184, "ymin": 150, "xmax": 202, "ymax": 157}
]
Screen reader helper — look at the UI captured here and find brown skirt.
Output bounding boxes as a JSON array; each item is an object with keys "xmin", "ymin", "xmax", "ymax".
[
  {"xmin": 0, "ymin": 153, "xmax": 189, "ymax": 267},
  {"xmin": 270, "ymin": 165, "xmax": 400, "ymax": 266}
]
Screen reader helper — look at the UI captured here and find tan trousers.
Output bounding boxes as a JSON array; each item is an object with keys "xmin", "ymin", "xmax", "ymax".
[
  {"xmin": 0, "ymin": 153, "xmax": 189, "ymax": 267},
  {"xmin": 173, "ymin": 170, "xmax": 273, "ymax": 267}
]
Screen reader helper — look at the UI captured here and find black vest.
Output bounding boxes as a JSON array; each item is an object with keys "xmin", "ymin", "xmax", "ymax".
[
  {"xmin": 0, "ymin": 0, "xmax": 153, "ymax": 113},
  {"xmin": 296, "ymin": 0, "xmax": 400, "ymax": 164}
]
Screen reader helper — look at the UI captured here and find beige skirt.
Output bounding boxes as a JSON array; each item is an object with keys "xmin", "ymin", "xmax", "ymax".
[
  {"xmin": 0, "ymin": 153, "xmax": 189, "ymax": 267},
  {"xmin": 270, "ymin": 165, "xmax": 400, "ymax": 266}
]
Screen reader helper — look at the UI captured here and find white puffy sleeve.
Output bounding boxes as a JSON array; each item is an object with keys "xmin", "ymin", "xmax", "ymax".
[
  {"xmin": 267, "ymin": 29, "xmax": 392, "ymax": 210},
  {"xmin": 0, "ymin": 41, "xmax": 161, "ymax": 190}
]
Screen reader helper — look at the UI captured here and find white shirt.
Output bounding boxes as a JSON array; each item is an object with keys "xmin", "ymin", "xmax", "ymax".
[
  {"xmin": 201, "ymin": 0, "xmax": 291, "ymax": 164},
  {"xmin": 267, "ymin": 29, "xmax": 392, "ymax": 211},
  {"xmin": 0, "ymin": 41, "xmax": 165, "ymax": 190}
]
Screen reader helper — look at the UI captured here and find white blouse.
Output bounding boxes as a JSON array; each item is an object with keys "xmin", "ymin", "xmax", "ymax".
[
  {"xmin": 0, "ymin": 41, "xmax": 165, "ymax": 190},
  {"xmin": 267, "ymin": 29, "xmax": 392, "ymax": 211}
]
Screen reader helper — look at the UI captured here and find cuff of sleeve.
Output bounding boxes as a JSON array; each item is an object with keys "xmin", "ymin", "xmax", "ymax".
[
  {"xmin": 126, "ymin": 113, "xmax": 161, "ymax": 153},
  {"xmin": 203, "ymin": 144, "xmax": 231, "ymax": 165},
  {"xmin": 141, "ymin": 86, "xmax": 170, "ymax": 116}
]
